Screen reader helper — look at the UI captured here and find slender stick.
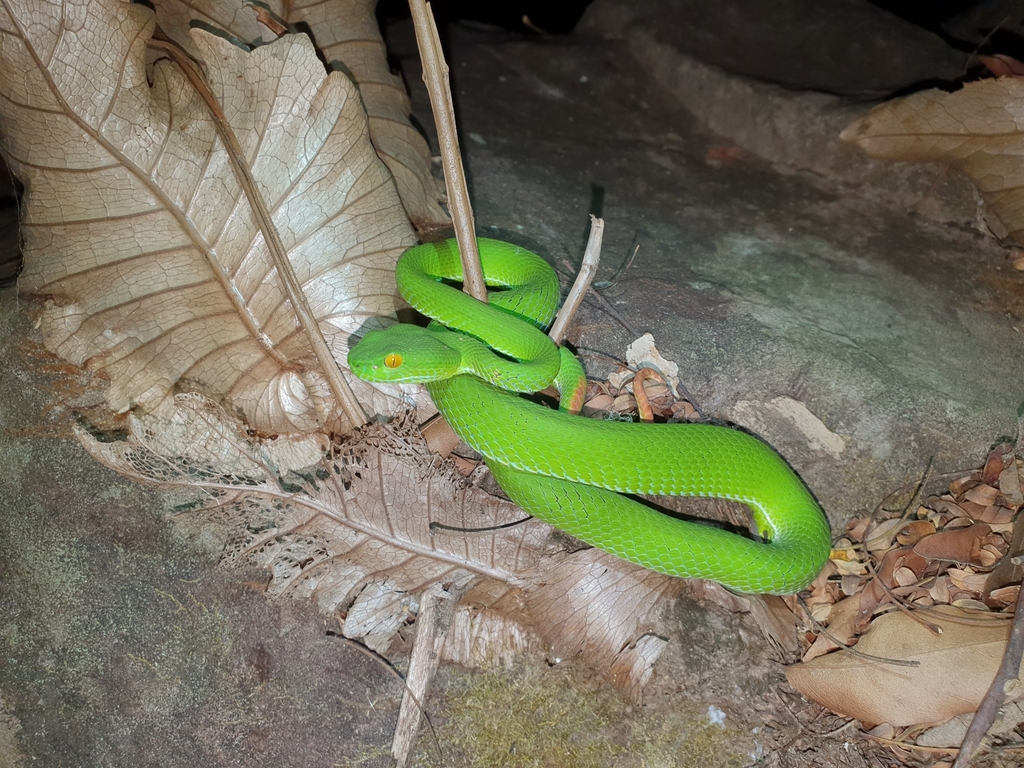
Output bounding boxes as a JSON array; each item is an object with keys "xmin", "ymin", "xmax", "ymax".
[
  {"xmin": 407, "ymin": 0, "xmax": 486, "ymax": 301},
  {"xmin": 952, "ymin": 555, "xmax": 1024, "ymax": 768},
  {"xmin": 391, "ymin": 583, "xmax": 464, "ymax": 766},
  {"xmin": 549, "ymin": 216, "xmax": 603, "ymax": 343}
]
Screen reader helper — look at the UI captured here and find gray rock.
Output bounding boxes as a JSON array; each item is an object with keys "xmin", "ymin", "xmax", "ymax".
[{"xmin": 579, "ymin": 0, "xmax": 969, "ymax": 96}]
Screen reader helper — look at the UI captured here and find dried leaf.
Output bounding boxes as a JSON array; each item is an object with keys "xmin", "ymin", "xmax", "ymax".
[
  {"xmin": 864, "ymin": 517, "xmax": 907, "ymax": 553},
  {"xmin": 999, "ymin": 458, "xmax": 1024, "ymax": 506},
  {"xmin": 895, "ymin": 520, "xmax": 935, "ymax": 546},
  {"xmin": 803, "ymin": 595, "xmax": 860, "ymax": 663},
  {"xmin": 149, "ymin": 0, "xmax": 449, "ymax": 228},
  {"xmin": 76, "ymin": 393, "xmax": 677, "ymax": 690},
  {"xmin": 0, "ymin": 0, "xmax": 417, "ymax": 434},
  {"xmin": 911, "ymin": 523, "xmax": 992, "ymax": 565},
  {"xmin": 986, "ymin": 585, "xmax": 1020, "ymax": 610},
  {"xmin": 928, "ymin": 575, "xmax": 951, "ymax": 604},
  {"xmin": 786, "ymin": 605, "xmax": 1019, "ymax": 727},
  {"xmin": 982, "ymin": 444, "xmax": 1014, "ymax": 487},
  {"xmin": 893, "ymin": 566, "xmax": 919, "ymax": 588},
  {"xmin": 948, "ymin": 567, "xmax": 989, "ymax": 594},
  {"xmin": 979, "ymin": 55, "xmax": 1024, "ymax": 78},
  {"xmin": 918, "ymin": 699, "xmax": 1024, "ymax": 748},
  {"xmin": 963, "ymin": 484, "xmax": 999, "ymax": 507},
  {"xmin": 856, "ymin": 546, "xmax": 929, "ymax": 627},
  {"xmin": 844, "ymin": 516, "xmax": 870, "ymax": 543},
  {"xmin": 922, "ymin": 496, "xmax": 971, "ymax": 519},
  {"xmin": 841, "ymin": 78, "xmax": 1024, "ymax": 244}
]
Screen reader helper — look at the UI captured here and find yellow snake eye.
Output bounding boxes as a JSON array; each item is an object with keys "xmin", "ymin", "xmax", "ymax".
[{"xmin": 384, "ymin": 353, "xmax": 403, "ymax": 369}]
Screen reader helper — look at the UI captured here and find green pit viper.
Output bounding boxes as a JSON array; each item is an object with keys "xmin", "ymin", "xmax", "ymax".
[{"xmin": 347, "ymin": 238, "xmax": 832, "ymax": 594}]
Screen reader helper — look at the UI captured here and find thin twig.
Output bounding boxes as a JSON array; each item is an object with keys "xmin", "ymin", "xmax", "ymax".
[
  {"xmin": 430, "ymin": 517, "xmax": 532, "ymax": 535},
  {"xmin": 407, "ymin": 0, "xmax": 485, "ymax": 301},
  {"xmin": 557, "ymin": 238, "xmax": 644, "ymax": 339},
  {"xmin": 870, "ymin": 467, "xmax": 972, "ymax": 522},
  {"xmin": 867, "ymin": 733, "xmax": 1024, "ymax": 758},
  {"xmin": 798, "ymin": 598, "xmax": 921, "ymax": 667},
  {"xmin": 594, "ymin": 242, "xmax": 640, "ymax": 290},
  {"xmin": 579, "ymin": 283, "xmax": 644, "ymax": 338},
  {"xmin": 549, "ymin": 215, "xmax": 603, "ymax": 343},
  {"xmin": 392, "ymin": 583, "xmax": 464, "ymax": 766},
  {"xmin": 863, "ymin": 557, "xmax": 944, "ymax": 635},
  {"xmin": 953, "ymin": 556, "xmax": 1024, "ymax": 768},
  {"xmin": 775, "ymin": 690, "xmax": 858, "ymax": 737}
]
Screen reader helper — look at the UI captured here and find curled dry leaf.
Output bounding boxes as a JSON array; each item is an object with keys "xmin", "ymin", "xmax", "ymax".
[
  {"xmin": 910, "ymin": 522, "xmax": 992, "ymax": 565},
  {"xmin": 786, "ymin": 605, "xmax": 1020, "ymax": 728},
  {"xmin": 149, "ymin": 0, "xmax": 449, "ymax": 228},
  {"xmin": 840, "ymin": 77, "xmax": 1024, "ymax": 244},
  {"xmin": 77, "ymin": 393, "xmax": 677, "ymax": 691},
  {"xmin": 0, "ymin": 0, "xmax": 417, "ymax": 435}
]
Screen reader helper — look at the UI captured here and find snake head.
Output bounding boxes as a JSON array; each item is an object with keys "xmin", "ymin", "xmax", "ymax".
[{"xmin": 347, "ymin": 324, "xmax": 461, "ymax": 383}]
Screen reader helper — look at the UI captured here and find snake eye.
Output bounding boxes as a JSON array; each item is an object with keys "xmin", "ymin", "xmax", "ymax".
[{"xmin": 384, "ymin": 353, "xmax": 403, "ymax": 369}]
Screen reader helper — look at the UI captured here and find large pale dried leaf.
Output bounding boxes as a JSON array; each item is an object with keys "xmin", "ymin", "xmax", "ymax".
[
  {"xmin": 151, "ymin": 0, "xmax": 449, "ymax": 228},
  {"xmin": 77, "ymin": 393, "xmax": 677, "ymax": 690},
  {"xmin": 0, "ymin": 0, "xmax": 416, "ymax": 434},
  {"xmin": 840, "ymin": 78, "xmax": 1024, "ymax": 244},
  {"xmin": 786, "ymin": 605, "xmax": 1021, "ymax": 727}
]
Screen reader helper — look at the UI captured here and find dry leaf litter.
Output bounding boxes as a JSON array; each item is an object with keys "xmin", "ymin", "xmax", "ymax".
[{"xmin": 787, "ymin": 443, "xmax": 1024, "ymax": 763}]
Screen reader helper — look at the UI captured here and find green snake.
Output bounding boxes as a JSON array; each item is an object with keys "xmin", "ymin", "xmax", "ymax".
[{"xmin": 347, "ymin": 238, "xmax": 832, "ymax": 594}]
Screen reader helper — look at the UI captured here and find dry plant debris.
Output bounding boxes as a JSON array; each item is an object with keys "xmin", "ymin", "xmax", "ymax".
[
  {"xmin": 787, "ymin": 442, "xmax": 1024, "ymax": 763},
  {"xmin": 0, "ymin": 0, "xmax": 428, "ymax": 435},
  {"xmin": 77, "ymin": 392, "xmax": 679, "ymax": 698},
  {"xmin": 841, "ymin": 58, "xmax": 1024, "ymax": 246}
]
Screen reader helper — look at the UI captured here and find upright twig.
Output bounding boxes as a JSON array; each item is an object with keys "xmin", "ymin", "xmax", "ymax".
[
  {"xmin": 408, "ymin": 0, "xmax": 486, "ymax": 301},
  {"xmin": 953, "ymin": 554, "xmax": 1024, "ymax": 767},
  {"xmin": 391, "ymin": 4, "xmax": 480, "ymax": 762},
  {"xmin": 391, "ymin": 583, "xmax": 464, "ymax": 767},
  {"xmin": 549, "ymin": 215, "xmax": 603, "ymax": 343}
]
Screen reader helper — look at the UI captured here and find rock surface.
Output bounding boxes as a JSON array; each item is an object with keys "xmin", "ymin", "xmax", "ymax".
[{"xmin": 3, "ymin": 5, "xmax": 1024, "ymax": 767}]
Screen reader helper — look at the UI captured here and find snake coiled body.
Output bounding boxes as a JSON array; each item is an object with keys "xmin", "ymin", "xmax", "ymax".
[{"xmin": 348, "ymin": 239, "xmax": 832, "ymax": 594}]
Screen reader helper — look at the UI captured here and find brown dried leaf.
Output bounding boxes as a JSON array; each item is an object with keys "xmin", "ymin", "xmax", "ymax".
[
  {"xmin": 856, "ymin": 546, "xmax": 930, "ymax": 626},
  {"xmin": 893, "ymin": 566, "xmax": 919, "ymax": 588},
  {"xmin": 981, "ymin": 444, "xmax": 1014, "ymax": 486},
  {"xmin": 76, "ymin": 394, "xmax": 677, "ymax": 689},
  {"xmin": 923, "ymin": 495, "xmax": 971, "ymax": 519},
  {"xmin": 911, "ymin": 523, "xmax": 992, "ymax": 565},
  {"xmin": 979, "ymin": 54, "xmax": 1024, "ymax": 78},
  {"xmin": 150, "ymin": 0, "xmax": 448, "ymax": 228},
  {"xmin": 864, "ymin": 517, "xmax": 908, "ymax": 553},
  {"xmin": 963, "ymin": 483, "xmax": 1000, "ymax": 507},
  {"xmin": 844, "ymin": 516, "xmax": 870, "ymax": 543},
  {"xmin": 582, "ymin": 393, "xmax": 615, "ymax": 413},
  {"xmin": 948, "ymin": 567, "xmax": 989, "ymax": 594},
  {"xmin": 999, "ymin": 457, "xmax": 1024, "ymax": 505},
  {"xmin": 928, "ymin": 575, "xmax": 951, "ymax": 604},
  {"xmin": 802, "ymin": 595, "xmax": 861, "ymax": 663},
  {"xmin": 986, "ymin": 584, "xmax": 1020, "ymax": 610},
  {"xmin": 786, "ymin": 605, "xmax": 1019, "ymax": 727},
  {"xmin": 840, "ymin": 78, "xmax": 1024, "ymax": 244},
  {"xmin": 0, "ymin": 0, "xmax": 417, "ymax": 435},
  {"xmin": 978, "ymin": 505, "xmax": 1016, "ymax": 525},
  {"xmin": 895, "ymin": 519, "xmax": 935, "ymax": 546}
]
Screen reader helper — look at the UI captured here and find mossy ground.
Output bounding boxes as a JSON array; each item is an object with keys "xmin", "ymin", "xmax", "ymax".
[{"xmin": 406, "ymin": 662, "xmax": 750, "ymax": 768}]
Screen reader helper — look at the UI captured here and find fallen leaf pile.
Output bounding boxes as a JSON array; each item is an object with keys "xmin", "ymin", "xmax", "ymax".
[
  {"xmin": 582, "ymin": 333, "xmax": 700, "ymax": 422},
  {"xmin": 788, "ymin": 442, "xmax": 1024, "ymax": 761}
]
